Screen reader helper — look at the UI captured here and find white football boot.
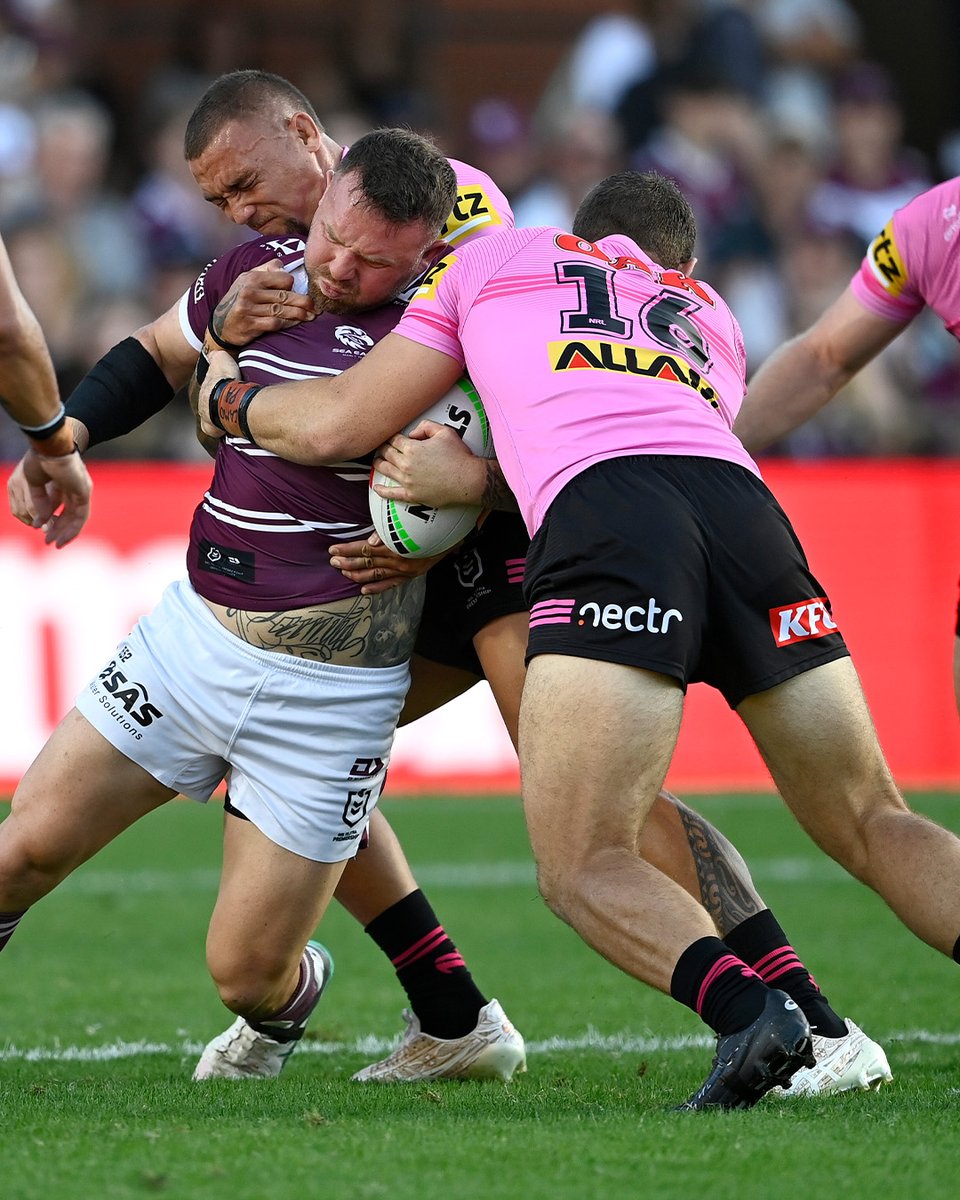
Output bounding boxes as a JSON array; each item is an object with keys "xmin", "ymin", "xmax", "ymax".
[
  {"xmin": 770, "ymin": 1018, "xmax": 892, "ymax": 1097},
  {"xmin": 352, "ymin": 998, "xmax": 527, "ymax": 1083},
  {"xmin": 193, "ymin": 941, "xmax": 334, "ymax": 1080}
]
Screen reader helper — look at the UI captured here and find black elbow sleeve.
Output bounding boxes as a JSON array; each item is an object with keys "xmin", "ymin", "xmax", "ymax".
[{"xmin": 65, "ymin": 336, "xmax": 176, "ymax": 448}]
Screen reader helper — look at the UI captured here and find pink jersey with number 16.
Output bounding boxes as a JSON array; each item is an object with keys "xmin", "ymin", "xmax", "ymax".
[{"xmin": 394, "ymin": 226, "xmax": 759, "ymax": 535}]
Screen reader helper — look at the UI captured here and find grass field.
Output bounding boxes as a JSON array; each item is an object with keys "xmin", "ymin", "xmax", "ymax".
[{"xmin": 1, "ymin": 791, "xmax": 958, "ymax": 1200}]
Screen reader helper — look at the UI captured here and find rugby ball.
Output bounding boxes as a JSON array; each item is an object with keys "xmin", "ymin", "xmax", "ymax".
[{"xmin": 369, "ymin": 377, "xmax": 494, "ymax": 557}]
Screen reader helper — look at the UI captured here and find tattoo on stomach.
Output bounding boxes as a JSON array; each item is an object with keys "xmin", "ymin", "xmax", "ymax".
[{"xmin": 226, "ymin": 577, "xmax": 424, "ymax": 666}]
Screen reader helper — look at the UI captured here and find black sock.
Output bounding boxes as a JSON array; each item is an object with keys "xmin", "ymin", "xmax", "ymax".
[
  {"xmin": 248, "ymin": 944, "xmax": 322, "ymax": 1044},
  {"xmin": 724, "ymin": 910, "xmax": 847, "ymax": 1039},
  {"xmin": 952, "ymin": 933, "xmax": 960, "ymax": 964},
  {"xmin": 0, "ymin": 910, "xmax": 26, "ymax": 953},
  {"xmin": 365, "ymin": 890, "xmax": 487, "ymax": 1038},
  {"xmin": 670, "ymin": 935, "xmax": 770, "ymax": 1037}
]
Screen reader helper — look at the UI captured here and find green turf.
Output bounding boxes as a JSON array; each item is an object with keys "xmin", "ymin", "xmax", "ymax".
[{"xmin": 1, "ymin": 793, "xmax": 958, "ymax": 1199}]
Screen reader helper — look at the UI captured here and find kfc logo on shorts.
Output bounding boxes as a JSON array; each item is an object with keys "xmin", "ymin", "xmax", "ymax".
[{"xmin": 770, "ymin": 597, "xmax": 838, "ymax": 646}]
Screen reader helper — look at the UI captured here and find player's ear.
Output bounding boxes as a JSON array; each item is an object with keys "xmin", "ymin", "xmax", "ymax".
[
  {"xmin": 423, "ymin": 238, "xmax": 450, "ymax": 262},
  {"xmin": 290, "ymin": 111, "xmax": 322, "ymax": 152}
]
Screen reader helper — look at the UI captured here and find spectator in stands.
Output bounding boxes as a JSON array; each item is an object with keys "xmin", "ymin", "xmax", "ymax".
[
  {"xmin": 512, "ymin": 107, "xmax": 623, "ymax": 231},
  {"xmin": 807, "ymin": 62, "xmax": 932, "ymax": 246}
]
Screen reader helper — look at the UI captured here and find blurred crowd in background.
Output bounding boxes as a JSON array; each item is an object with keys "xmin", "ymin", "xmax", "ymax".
[{"xmin": 2, "ymin": 0, "xmax": 959, "ymax": 462}]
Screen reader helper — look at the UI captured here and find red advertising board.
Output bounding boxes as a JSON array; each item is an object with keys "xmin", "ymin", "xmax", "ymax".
[{"xmin": 1, "ymin": 459, "xmax": 958, "ymax": 793}]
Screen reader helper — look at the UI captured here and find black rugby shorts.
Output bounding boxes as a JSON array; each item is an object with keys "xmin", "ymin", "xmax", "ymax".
[
  {"xmin": 524, "ymin": 455, "xmax": 849, "ymax": 708},
  {"xmin": 415, "ymin": 511, "xmax": 529, "ymax": 675}
]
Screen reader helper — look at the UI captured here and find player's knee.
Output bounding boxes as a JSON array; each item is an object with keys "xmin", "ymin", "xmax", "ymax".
[
  {"xmin": 821, "ymin": 786, "xmax": 911, "ymax": 881},
  {"xmin": 533, "ymin": 854, "xmax": 592, "ymax": 927},
  {"xmin": 0, "ymin": 820, "xmax": 78, "ymax": 900},
  {"xmin": 206, "ymin": 944, "xmax": 293, "ymax": 1017}
]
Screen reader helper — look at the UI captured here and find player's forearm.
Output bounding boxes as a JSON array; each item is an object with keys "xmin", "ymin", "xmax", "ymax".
[
  {"xmin": 734, "ymin": 334, "xmax": 850, "ymax": 453},
  {"xmin": 64, "ymin": 335, "xmax": 179, "ymax": 449},
  {"xmin": 481, "ymin": 459, "xmax": 519, "ymax": 512},
  {"xmin": 0, "ymin": 307, "xmax": 60, "ymax": 430}
]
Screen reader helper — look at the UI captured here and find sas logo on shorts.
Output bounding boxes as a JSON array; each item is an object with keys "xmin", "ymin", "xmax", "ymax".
[
  {"xmin": 769, "ymin": 598, "xmax": 838, "ymax": 646},
  {"xmin": 530, "ymin": 597, "xmax": 683, "ymax": 634},
  {"xmin": 97, "ymin": 659, "xmax": 164, "ymax": 727}
]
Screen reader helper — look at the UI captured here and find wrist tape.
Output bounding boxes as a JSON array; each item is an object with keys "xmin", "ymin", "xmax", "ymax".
[{"xmin": 208, "ymin": 379, "xmax": 262, "ymax": 444}]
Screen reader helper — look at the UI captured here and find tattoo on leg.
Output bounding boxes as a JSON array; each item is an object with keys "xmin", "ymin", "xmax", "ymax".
[{"xmin": 675, "ymin": 801, "xmax": 763, "ymax": 936}]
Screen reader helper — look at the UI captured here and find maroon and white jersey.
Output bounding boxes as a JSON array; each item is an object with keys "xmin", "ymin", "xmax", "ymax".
[
  {"xmin": 178, "ymin": 159, "xmax": 514, "ymax": 609},
  {"xmin": 185, "ymin": 288, "xmax": 404, "ymax": 608}
]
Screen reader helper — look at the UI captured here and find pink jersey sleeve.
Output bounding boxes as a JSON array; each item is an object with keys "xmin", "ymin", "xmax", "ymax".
[
  {"xmin": 394, "ymin": 252, "xmax": 469, "ymax": 367},
  {"xmin": 442, "ymin": 159, "xmax": 514, "ymax": 248},
  {"xmin": 851, "ymin": 178, "xmax": 960, "ymax": 336}
]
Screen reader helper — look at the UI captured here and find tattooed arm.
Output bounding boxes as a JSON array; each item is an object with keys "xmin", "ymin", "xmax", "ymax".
[{"xmin": 372, "ymin": 423, "xmax": 520, "ymax": 513}]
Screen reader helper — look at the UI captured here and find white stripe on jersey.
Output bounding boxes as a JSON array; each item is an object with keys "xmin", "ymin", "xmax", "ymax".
[
  {"xmin": 238, "ymin": 348, "xmax": 343, "ymax": 380},
  {"xmin": 221, "ymin": 437, "xmax": 369, "ymax": 481},
  {"xmin": 201, "ymin": 491, "xmax": 374, "ymax": 536}
]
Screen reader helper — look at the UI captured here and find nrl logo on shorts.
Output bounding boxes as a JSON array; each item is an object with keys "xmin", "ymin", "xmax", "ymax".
[
  {"xmin": 335, "ymin": 325, "xmax": 374, "ymax": 352},
  {"xmin": 343, "ymin": 787, "xmax": 373, "ymax": 828}
]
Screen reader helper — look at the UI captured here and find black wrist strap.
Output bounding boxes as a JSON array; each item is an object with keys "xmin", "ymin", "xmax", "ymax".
[
  {"xmin": 206, "ymin": 315, "xmax": 245, "ymax": 354},
  {"xmin": 65, "ymin": 337, "xmax": 174, "ymax": 448},
  {"xmin": 208, "ymin": 379, "xmax": 262, "ymax": 444},
  {"xmin": 18, "ymin": 403, "xmax": 66, "ymax": 439}
]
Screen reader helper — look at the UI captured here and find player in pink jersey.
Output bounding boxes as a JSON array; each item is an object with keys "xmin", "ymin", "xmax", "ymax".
[
  {"xmin": 201, "ymin": 163, "xmax": 960, "ymax": 1110},
  {"xmin": 735, "ymin": 176, "xmax": 960, "ymax": 716},
  {"xmin": 1, "ymin": 232, "xmax": 91, "ymax": 547},
  {"xmin": 7, "ymin": 75, "xmax": 886, "ymax": 1095}
]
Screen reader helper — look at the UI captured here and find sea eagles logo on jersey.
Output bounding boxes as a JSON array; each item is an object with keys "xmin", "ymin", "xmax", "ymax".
[
  {"xmin": 867, "ymin": 221, "xmax": 908, "ymax": 295},
  {"xmin": 335, "ymin": 325, "xmax": 374, "ymax": 352},
  {"xmin": 943, "ymin": 204, "xmax": 960, "ymax": 243}
]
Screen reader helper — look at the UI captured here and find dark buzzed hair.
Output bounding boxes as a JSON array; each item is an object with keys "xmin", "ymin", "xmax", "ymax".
[
  {"xmin": 572, "ymin": 171, "xmax": 697, "ymax": 269},
  {"xmin": 184, "ymin": 69, "xmax": 322, "ymax": 160},
  {"xmin": 334, "ymin": 127, "xmax": 457, "ymax": 237}
]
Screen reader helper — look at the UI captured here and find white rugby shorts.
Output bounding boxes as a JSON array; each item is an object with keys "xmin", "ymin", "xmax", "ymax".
[{"xmin": 75, "ymin": 578, "xmax": 410, "ymax": 862}]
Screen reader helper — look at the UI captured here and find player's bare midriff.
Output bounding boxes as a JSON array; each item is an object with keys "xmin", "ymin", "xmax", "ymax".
[{"xmin": 200, "ymin": 582, "xmax": 425, "ymax": 668}]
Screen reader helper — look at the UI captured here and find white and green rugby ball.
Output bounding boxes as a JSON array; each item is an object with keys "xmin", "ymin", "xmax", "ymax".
[{"xmin": 369, "ymin": 377, "xmax": 494, "ymax": 558}]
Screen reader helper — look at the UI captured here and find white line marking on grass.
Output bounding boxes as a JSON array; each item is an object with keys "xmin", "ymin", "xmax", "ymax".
[
  {"xmin": 57, "ymin": 858, "xmax": 852, "ymax": 896},
  {"xmin": 2, "ymin": 1028, "xmax": 957, "ymax": 1064}
]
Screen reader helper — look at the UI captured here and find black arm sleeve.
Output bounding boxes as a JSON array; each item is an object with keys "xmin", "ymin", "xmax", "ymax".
[{"xmin": 64, "ymin": 337, "xmax": 176, "ymax": 448}]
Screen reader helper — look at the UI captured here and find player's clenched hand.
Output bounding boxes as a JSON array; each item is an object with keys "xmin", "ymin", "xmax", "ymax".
[
  {"xmin": 211, "ymin": 260, "xmax": 315, "ymax": 348},
  {"xmin": 329, "ymin": 532, "xmax": 442, "ymax": 595},
  {"xmin": 197, "ymin": 349, "xmax": 242, "ymax": 439},
  {"xmin": 7, "ymin": 446, "xmax": 92, "ymax": 548},
  {"xmin": 372, "ymin": 420, "xmax": 487, "ymax": 508}
]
